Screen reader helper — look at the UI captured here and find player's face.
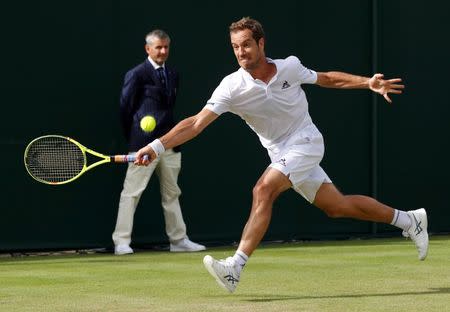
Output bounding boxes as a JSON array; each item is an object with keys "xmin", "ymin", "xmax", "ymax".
[
  {"xmin": 145, "ymin": 38, "xmax": 170, "ymax": 65},
  {"xmin": 230, "ymin": 29, "xmax": 265, "ymax": 71}
]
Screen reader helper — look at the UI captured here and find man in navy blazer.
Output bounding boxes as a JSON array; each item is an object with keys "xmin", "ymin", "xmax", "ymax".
[{"xmin": 113, "ymin": 29, "xmax": 205, "ymax": 255}]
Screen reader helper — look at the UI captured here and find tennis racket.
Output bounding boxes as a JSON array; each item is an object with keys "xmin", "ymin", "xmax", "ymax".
[{"xmin": 24, "ymin": 135, "xmax": 146, "ymax": 185}]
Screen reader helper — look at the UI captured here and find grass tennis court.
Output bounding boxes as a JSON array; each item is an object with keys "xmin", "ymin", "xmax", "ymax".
[{"xmin": 1, "ymin": 235, "xmax": 449, "ymax": 312}]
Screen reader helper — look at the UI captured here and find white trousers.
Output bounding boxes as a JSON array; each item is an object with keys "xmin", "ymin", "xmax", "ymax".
[{"xmin": 112, "ymin": 149, "xmax": 187, "ymax": 246}]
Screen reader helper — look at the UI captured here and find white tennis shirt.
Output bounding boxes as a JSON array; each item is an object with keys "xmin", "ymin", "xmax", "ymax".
[{"xmin": 205, "ymin": 56, "xmax": 320, "ymax": 149}]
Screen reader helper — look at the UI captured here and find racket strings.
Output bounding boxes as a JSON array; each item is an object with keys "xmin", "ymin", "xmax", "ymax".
[{"xmin": 25, "ymin": 137, "xmax": 85, "ymax": 183}]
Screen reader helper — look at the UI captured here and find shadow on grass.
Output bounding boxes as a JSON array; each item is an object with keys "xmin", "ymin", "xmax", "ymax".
[{"xmin": 240, "ymin": 288, "xmax": 450, "ymax": 302}]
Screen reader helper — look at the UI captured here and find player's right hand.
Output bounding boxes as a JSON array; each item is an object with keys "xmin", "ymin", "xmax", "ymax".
[{"xmin": 134, "ymin": 146, "xmax": 156, "ymax": 166}]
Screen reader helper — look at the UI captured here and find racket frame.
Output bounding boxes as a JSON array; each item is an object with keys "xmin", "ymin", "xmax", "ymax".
[{"xmin": 24, "ymin": 135, "xmax": 135, "ymax": 185}]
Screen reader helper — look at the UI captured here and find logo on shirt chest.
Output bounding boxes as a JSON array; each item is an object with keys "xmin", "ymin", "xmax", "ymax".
[{"xmin": 281, "ymin": 80, "xmax": 291, "ymax": 89}]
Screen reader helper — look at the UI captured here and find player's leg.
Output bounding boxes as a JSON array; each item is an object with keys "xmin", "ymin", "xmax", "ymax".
[
  {"xmin": 313, "ymin": 183, "xmax": 395, "ymax": 222},
  {"xmin": 156, "ymin": 149, "xmax": 205, "ymax": 252},
  {"xmin": 203, "ymin": 167, "xmax": 291, "ymax": 292},
  {"xmin": 238, "ymin": 167, "xmax": 292, "ymax": 256},
  {"xmin": 203, "ymin": 133, "xmax": 326, "ymax": 292},
  {"xmin": 313, "ymin": 182, "xmax": 428, "ymax": 260},
  {"xmin": 112, "ymin": 158, "xmax": 157, "ymax": 254}
]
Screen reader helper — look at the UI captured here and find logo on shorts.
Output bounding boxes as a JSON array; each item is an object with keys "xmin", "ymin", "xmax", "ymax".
[
  {"xmin": 277, "ymin": 158, "xmax": 287, "ymax": 166},
  {"xmin": 281, "ymin": 81, "xmax": 291, "ymax": 89}
]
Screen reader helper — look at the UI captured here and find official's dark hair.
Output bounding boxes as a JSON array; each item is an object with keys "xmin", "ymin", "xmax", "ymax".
[
  {"xmin": 145, "ymin": 29, "xmax": 170, "ymax": 45},
  {"xmin": 229, "ymin": 17, "xmax": 265, "ymax": 43}
]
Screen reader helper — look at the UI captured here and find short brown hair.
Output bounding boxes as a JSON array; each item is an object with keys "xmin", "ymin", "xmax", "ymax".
[{"xmin": 229, "ymin": 17, "xmax": 265, "ymax": 43}]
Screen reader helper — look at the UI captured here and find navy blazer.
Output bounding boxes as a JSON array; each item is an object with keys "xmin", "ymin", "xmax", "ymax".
[{"xmin": 120, "ymin": 59, "xmax": 180, "ymax": 152}]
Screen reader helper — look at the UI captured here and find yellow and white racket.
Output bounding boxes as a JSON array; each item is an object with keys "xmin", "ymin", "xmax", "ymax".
[{"xmin": 24, "ymin": 135, "xmax": 146, "ymax": 185}]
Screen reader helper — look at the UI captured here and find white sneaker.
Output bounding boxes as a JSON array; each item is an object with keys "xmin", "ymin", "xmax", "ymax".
[
  {"xmin": 114, "ymin": 244, "xmax": 134, "ymax": 255},
  {"xmin": 402, "ymin": 208, "xmax": 429, "ymax": 261},
  {"xmin": 170, "ymin": 238, "xmax": 206, "ymax": 252},
  {"xmin": 203, "ymin": 255, "xmax": 240, "ymax": 293}
]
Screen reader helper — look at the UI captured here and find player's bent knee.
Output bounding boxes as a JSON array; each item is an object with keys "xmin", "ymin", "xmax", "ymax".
[{"xmin": 252, "ymin": 182, "xmax": 278, "ymax": 203}]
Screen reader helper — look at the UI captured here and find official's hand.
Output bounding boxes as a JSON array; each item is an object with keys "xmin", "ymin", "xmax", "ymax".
[
  {"xmin": 134, "ymin": 145, "xmax": 157, "ymax": 166},
  {"xmin": 369, "ymin": 73, "xmax": 405, "ymax": 103}
]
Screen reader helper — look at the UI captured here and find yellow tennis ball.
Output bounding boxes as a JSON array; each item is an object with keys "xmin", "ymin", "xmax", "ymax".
[{"xmin": 140, "ymin": 115, "xmax": 156, "ymax": 132}]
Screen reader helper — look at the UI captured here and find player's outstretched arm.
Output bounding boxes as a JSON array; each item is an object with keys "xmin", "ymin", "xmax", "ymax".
[
  {"xmin": 316, "ymin": 72, "xmax": 404, "ymax": 103},
  {"xmin": 134, "ymin": 108, "xmax": 219, "ymax": 165}
]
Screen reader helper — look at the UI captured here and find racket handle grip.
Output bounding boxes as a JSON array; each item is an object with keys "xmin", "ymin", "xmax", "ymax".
[{"xmin": 111, "ymin": 155, "xmax": 149, "ymax": 163}]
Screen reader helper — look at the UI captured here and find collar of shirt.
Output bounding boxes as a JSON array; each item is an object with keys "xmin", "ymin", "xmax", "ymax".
[
  {"xmin": 240, "ymin": 57, "xmax": 277, "ymax": 85},
  {"xmin": 147, "ymin": 56, "xmax": 165, "ymax": 70}
]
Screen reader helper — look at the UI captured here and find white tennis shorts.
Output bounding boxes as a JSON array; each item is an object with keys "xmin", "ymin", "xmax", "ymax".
[{"xmin": 267, "ymin": 126, "xmax": 332, "ymax": 203}]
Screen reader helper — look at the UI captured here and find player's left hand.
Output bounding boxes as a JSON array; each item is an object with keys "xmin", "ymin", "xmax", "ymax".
[{"xmin": 369, "ymin": 73, "xmax": 405, "ymax": 103}]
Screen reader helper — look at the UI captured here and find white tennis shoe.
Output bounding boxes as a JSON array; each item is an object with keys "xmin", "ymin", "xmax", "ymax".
[
  {"xmin": 402, "ymin": 208, "xmax": 429, "ymax": 260},
  {"xmin": 114, "ymin": 244, "xmax": 134, "ymax": 255},
  {"xmin": 170, "ymin": 238, "xmax": 206, "ymax": 252},
  {"xmin": 203, "ymin": 255, "xmax": 240, "ymax": 293}
]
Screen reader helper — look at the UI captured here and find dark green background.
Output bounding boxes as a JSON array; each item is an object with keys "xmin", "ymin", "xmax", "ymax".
[{"xmin": 1, "ymin": 0, "xmax": 448, "ymax": 250}]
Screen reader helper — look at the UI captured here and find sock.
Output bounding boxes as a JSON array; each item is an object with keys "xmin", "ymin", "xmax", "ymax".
[
  {"xmin": 390, "ymin": 209, "xmax": 412, "ymax": 231},
  {"xmin": 232, "ymin": 250, "xmax": 249, "ymax": 274}
]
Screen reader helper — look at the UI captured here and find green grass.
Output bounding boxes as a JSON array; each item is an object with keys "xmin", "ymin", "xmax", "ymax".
[{"xmin": 1, "ymin": 235, "xmax": 450, "ymax": 312}]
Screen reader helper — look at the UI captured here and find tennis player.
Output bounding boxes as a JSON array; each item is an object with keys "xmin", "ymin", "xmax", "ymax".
[{"xmin": 134, "ymin": 17, "xmax": 428, "ymax": 293}]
